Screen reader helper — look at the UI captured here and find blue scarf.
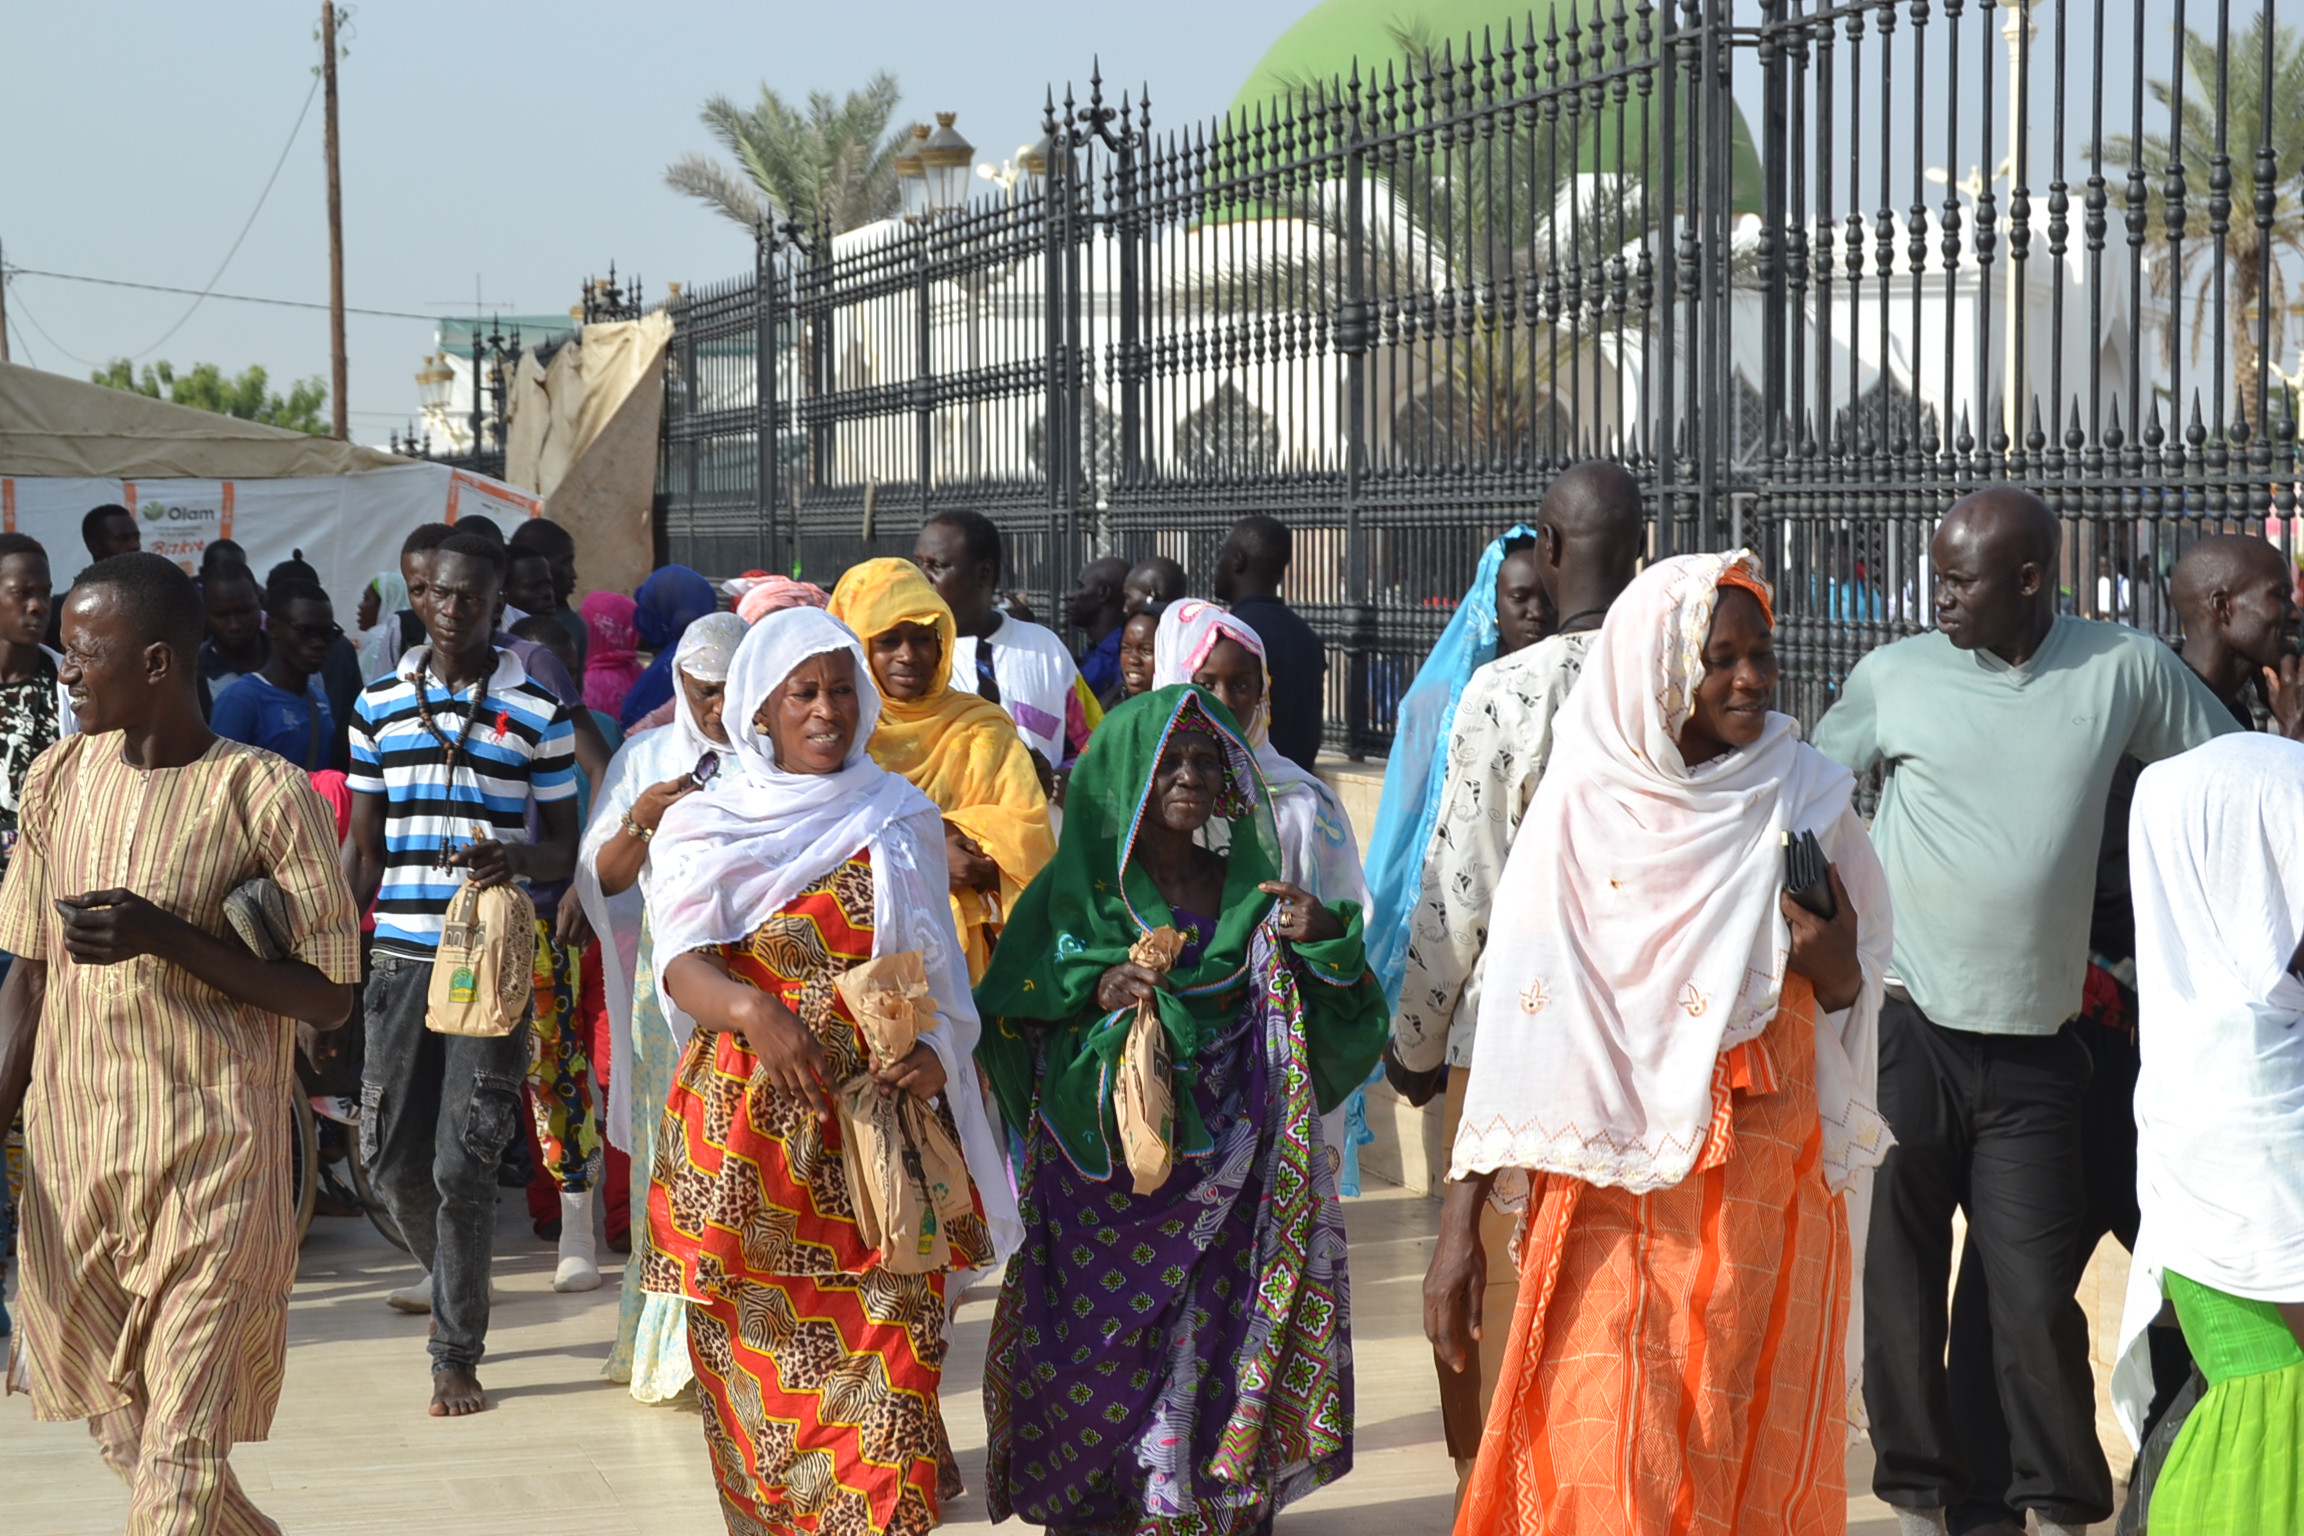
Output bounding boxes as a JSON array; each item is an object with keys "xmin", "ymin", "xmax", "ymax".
[{"xmin": 1363, "ymin": 525, "xmax": 1538, "ymax": 1008}]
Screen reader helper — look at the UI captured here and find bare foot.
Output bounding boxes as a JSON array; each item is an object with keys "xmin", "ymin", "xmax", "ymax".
[{"xmin": 429, "ymin": 1367, "xmax": 488, "ymax": 1417}]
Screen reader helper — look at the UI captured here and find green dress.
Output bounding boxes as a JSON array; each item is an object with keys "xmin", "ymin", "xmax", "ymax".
[{"xmin": 2151, "ymin": 1270, "xmax": 2304, "ymax": 1534}]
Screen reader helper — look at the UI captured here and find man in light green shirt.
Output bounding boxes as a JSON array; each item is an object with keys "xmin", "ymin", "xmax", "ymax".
[{"xmin": 1812, "ymin": 488, "xmax": 2236, "ymax": 1536}]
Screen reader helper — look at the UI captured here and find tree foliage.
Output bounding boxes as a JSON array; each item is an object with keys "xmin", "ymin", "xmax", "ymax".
[
  {"xmin": 664, "ymin": 72, "xmax": 905, "ymax": 236},
  {"xmin": 89, "ymin": 359, "xmax": 330, "ymax": 436}
]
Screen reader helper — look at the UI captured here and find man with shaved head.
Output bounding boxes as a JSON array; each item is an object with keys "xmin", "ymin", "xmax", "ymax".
[
  {"xmin": 2169, "ymin": 533, "xmax": 2304, "ymax": 719},
  {"xmin": 1406, "ymin": 458, "xmax": 1646, "ymax": 1487},
  {"xmin": 1121, "ymin": 554, "xmax": 1186, "ymax": 615},
  {"xmin": 1814, "ymin": 487, "xmax": 2239, "ymax": 1536},
  {"xmin": 1064, "ymin": 554, "xmax": 1133, "ymax": 701},
  {"xmin": 1935, "ymin": 531, "xmax": 2304, "ymax": 1532}
]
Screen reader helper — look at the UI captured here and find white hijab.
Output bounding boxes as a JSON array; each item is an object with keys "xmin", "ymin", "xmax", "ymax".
[
  {"xmin": 575, "ymin": 611, "xmax": 747, "ymax": 1150},
  {"xmin": 644, "ymin": 607, "xmax": 1021, "ymax": 1260},
  {"xmin": 1452, "ymin": 551, "xmax": 1893, "ymax": 1197},
  {"xmin": 2114, "ymin": 732, "xmax": 2304, "ymax": 1443},
  {"xmin": 1152, "ymin": 598, "xmax": 1370, "ymax": 911}
]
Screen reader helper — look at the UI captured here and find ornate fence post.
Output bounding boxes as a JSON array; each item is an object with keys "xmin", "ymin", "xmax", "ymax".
[
  {"xmin": 1338, "ymin": 68, "xmax": 1375, "ymax": 758},
  {"xmin": 755, "ymin": 226, "xmax": 779, "ymax": 577},
  {"xmin": 1041, "ymin": 90, "xmax": 1070, "ymax": 613}
]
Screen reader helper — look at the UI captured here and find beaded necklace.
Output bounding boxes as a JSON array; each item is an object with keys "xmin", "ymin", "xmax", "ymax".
[{"xmin": 411, "ymin": 645, "xmax": 490, "ymax": 774}]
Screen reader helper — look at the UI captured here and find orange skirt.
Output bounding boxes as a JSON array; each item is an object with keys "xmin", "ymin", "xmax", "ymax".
[{"xmin": 1456, "ymin": 976, "xmax": 1852, "ymax": 1536}]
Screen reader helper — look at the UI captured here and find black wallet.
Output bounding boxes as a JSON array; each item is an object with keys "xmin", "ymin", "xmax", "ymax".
[{"xmin": 1783, "ymin": 828, "xmax": 1837, "ymax": 920}]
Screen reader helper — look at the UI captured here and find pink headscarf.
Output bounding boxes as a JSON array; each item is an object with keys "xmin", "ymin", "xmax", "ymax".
[
  {"xmin": 581, "ymin": 591, "xmax": 645, "ymax": 717},
  {"xmin": 737, "ymin": 575, "xmax": 831, "ymax": 625}
]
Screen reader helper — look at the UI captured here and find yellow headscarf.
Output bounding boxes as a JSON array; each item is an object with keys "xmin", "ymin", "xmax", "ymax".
[{"xmin": 828, "ymin": 558, "xmax": 1057, "ymax": 980}]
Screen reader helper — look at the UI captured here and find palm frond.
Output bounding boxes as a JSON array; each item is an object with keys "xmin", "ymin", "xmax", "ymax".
[
  {"xmin": 663, "ymin": 153, "xmax": 774, "ymax": 230},
  {"xmin": 670, "ymin": 72, "xmax": 908, "ymax": 235}
]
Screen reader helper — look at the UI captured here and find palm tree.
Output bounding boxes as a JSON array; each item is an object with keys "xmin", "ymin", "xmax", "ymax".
[
  {"xmin": 2115, "ymin": 16, "xmax": 2304, "ymax": 409},
  {"xmin": 664, "ymin": 72, "xmax": 905, "ymax": 235}
]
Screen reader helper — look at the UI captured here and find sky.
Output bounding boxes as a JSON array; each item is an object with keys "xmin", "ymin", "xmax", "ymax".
[{"xmin": 0, "ymin": 0, "xmax": 1315, "ymax": 443}]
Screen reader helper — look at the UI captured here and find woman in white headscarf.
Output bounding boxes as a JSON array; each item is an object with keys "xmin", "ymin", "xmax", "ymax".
[
  {"xmin": 2111, "ymin": 732, "xmax": 2304, "ymax": 1535},
  {"xmin": 354, "ymin": 569, "xmax": 410, "ymax": 681},
  {"xmin": 1436, "ymin": 552, "xmax": 1893, "ymax": 1535},
  {"xmin": 643, "ymin": 607, "xmax": 1018, "ymax": 1536},
  {"xmin": 577, "ymin": 610, "xmax": 744, "ymax": 1401}
]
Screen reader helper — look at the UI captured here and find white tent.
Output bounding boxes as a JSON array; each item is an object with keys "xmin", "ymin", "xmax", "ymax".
[{"xmin": 0, "ymin": 360, "xmax": 540, "ymax": 610}]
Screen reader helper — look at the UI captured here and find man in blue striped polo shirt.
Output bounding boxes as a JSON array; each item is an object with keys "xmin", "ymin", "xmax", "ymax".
[{"xmin": 344, "ymin": 532, "xmax": 578, "ymax": 1420}]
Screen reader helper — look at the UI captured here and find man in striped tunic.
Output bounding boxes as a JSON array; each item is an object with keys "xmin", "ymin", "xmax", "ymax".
[
  {"xmin": 343, "ymin": 533, "xmax": 579, "ymax": 1418},
  {"xmin": 0, "ymin": 552, "xmax": 361, "ymax": 1534}
]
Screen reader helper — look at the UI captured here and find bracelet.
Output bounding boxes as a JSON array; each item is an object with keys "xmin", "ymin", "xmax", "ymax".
[{"xmin": 620, "ymin": 815, "xmax": 653, "ymax": 842}]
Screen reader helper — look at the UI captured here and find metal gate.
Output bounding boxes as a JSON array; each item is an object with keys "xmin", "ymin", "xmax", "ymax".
[{"xmin": 657, "ymin": 0, "xmax": 2302, "ymax": 753}]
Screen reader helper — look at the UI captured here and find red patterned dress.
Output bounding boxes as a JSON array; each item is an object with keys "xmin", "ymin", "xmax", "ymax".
[{"xmin": 646, "ymin": 851, "xmax": 994, "ymax": 1536}]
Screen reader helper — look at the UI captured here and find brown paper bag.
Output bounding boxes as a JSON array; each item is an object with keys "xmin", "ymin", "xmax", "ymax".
[
  {"xmin": 832, "ymin": 949, "xmax": 977, "ymax": 1273},
  {"xmin": 836, "ymin": 1075, "xmax": 977, "ymax": 1274},
  {"xmin": 1115, "ymin": 926, "xmax": 1185, "ymax": 1195}
]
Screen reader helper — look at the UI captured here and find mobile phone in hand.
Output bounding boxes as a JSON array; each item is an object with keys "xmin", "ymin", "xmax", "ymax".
[{"xmin": 1783, "ymin": 829, "xmax": 1837, "ymax": 921}]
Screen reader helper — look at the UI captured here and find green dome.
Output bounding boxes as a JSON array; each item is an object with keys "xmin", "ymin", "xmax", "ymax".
[{"xmin": 1227, "ymin": 0, "xmax": 1763, "ymax": 217}]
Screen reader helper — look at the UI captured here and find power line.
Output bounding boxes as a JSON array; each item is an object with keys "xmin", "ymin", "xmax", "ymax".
[
  {"xmin": 126, "ymin": 73, "xmax": 323, "ymax": 360},
  {"xmin": 2, "ymin": 266, "xmax": 444, "ymax": 322},
  {"xmin": 2, "ymin": 282, "xmax": 108, "ymax": 368}
]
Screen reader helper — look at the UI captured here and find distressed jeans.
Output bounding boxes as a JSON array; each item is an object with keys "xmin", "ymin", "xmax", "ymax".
[{"xmin": 358, "ymin": 951, "xmax": 530, "ymax": 1375}]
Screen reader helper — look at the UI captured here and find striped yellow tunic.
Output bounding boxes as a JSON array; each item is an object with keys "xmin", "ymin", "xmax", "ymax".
[{"xmin": 0, "ymin": 734, "xmax": 361, "ymax": 1446}]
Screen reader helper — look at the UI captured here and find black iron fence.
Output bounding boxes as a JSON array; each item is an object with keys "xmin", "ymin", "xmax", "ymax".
[{"xmin": 656, "ymin": 0, "xmax": 2302, "ymax": 755}]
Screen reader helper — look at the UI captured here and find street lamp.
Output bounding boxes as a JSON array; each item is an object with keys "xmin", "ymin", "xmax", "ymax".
[
  {"xmin": 1018, "ymin": 131, "xmax": 1053, "ymax": 202},
  {"xmin": 920, "ymin": 113, "xmax": 976, "ymax": 217},
  {"xmin": 415, "ymin": 354, "xmax": 454, "ymax": 415},
  {"xmin": 894, "ymin": 124, "xmax": 928, "ymax": 224}
]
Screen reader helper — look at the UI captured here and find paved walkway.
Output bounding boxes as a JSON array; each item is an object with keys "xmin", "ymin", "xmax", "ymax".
[{"xmin": 6, "ymin": 1183, "xmax": 2024, "ymax": 1533}]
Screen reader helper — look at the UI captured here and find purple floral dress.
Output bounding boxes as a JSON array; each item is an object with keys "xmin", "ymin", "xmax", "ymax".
[{"xmin": 984, "ymin": 910, "xmax": 1356, "ymax": 1535}]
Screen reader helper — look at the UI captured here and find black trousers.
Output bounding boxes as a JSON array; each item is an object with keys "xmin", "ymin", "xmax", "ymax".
[
  {"xmin": 1862, "ymin": 996, "xmax": 2114, "ymax": 1527},
  {"xmin": 1944, "ymin": 1013, "xmax": 2196, "ymax": 1533}
]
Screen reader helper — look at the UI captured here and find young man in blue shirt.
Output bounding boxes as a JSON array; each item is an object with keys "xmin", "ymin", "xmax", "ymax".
[
  {"xmin": 344, "ymin": 533, "xmax": 579, "ymax": 1419},
  {"xmin": 211, "ymin": 578, "xmax": 339, "ymax": 771}
]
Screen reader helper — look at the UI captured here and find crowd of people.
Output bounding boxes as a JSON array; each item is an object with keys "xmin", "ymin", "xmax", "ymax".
[{"xmin": 0, "ymin": 474, "xmax": 2300, "ymax": 1536}]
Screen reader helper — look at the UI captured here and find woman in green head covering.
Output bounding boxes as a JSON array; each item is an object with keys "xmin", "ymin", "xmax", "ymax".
[{"xmin": 975, "ymin": 684, "xmax": 1386, "ymax": 1534}]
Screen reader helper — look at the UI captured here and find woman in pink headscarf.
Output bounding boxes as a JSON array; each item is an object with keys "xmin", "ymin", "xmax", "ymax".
[
  {"xmin": 736, "ymin": 575, "xmax": 831, "ymax": 625},
  {"xmin": 582, "ymin": 591, "xmax": 646, "ymax": 717}
]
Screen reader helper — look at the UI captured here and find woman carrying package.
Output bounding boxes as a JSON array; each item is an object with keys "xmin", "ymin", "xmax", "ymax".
[
  {"xmin": 974, "ymin": 683, "xmax": 1388, "ymax": 1534},
  {"xmin": 1432, "ymin": 552, "xmax": 1894, "ymax": 1535},
  {"xmin": 642, "ymin": 607, "xmax": 1019, "ymax": 1535},
  {"xmin": 827, "ymin": 557, "xmax": 1055, "ymax": 983}
]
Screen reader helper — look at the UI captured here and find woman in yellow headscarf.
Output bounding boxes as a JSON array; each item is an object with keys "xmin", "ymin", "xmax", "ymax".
[{"xmin": 829, "ymin": 558, "xmax": 1056, "ymax": 981}]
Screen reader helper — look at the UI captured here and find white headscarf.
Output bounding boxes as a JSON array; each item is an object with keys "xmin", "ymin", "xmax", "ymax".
[
  {"xmin": 1451, "ymin": 552, "xmax": 1893, "ymax": 1197},
  {"xmin": 668, "ymin": 611, "xmax": 747, "ymax": 766},
  {"xmin": 2114, "ymin": 732, "xmax": 2304, "ymax": 1443},
  {"xmin": 574, "ymin": 610, "xmax": 748, "ymax": 1149},
  {"xmin": 644, "ymin": 607, "xmax": 1021, "ymax": 1259},
  {"xmin": 1152, "ymin": 598, "xmax": 1369, "ymax": 911},
  {"xmin": 356, "ymin": 569, "xmax": 411, "ymax": 682}
]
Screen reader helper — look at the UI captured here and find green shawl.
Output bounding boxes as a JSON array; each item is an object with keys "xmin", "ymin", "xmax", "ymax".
[{"xmin": 974, "ymin": 684, "xmax": 1383, "ymax": 1176}]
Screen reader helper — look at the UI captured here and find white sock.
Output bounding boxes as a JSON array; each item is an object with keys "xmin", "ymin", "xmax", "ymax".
[
  {"xmin": 385, "ymin": 1271, "xmax": 433, "ymax": 1312},
  {"xmin": 1891, "ymin": 1510, "xmax": 1948, "ymax": 1536},
  {"xmin": 553, "ymin": 1190, "xmax": 600, "ymax": 1292}
]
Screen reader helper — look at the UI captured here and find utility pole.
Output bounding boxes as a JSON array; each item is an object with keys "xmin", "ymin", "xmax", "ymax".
[
  {"xmin": 321, "ymin": 2, "xmax": 347, "ymax": 439},
  {"xmin": 0, "ymin": 235, "xmax": 11, "ymax": 365}
]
